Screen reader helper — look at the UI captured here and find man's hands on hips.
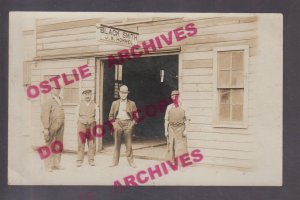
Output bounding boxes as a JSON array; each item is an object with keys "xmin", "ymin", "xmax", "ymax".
[{"xmin": 129, "ymin": 120, "xmax": 135, "ymax": 129}]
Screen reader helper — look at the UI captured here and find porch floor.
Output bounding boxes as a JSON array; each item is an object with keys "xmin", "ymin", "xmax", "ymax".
[{"xmin": 101, "ymin": 136, "xmax": 167, "ymax": 161}]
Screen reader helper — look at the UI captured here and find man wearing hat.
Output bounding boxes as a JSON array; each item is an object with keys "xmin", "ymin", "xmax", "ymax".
[
  {"xmin": 76, "ymin": 89, "xmax": 98, "ymax": 167},
  {"xmin": 108, "ymin": 85, "xmax": 138, "ymax": 168},
  {"xmin": 164, "ymin": 90, "xmax": 190, "ymax": 163},
  {"xmin": 41, "ymin": 86, "xmax": 65, "ymax": 172}
]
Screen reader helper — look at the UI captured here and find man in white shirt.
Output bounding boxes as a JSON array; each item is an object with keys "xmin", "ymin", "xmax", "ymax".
[{"xmin": 108, "ymin": 85, "xmax": 138, "ymax": 168}]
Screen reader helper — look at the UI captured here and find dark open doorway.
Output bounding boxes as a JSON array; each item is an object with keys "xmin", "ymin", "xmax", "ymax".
[{"xmin": 102, "ymin": 54, "xmax": 178, "ymax": 160}]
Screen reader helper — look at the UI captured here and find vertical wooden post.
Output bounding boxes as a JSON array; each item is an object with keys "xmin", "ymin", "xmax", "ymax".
[{"xmin": 96, "ymin": 59, "xmax": 104, "ymax": 152}]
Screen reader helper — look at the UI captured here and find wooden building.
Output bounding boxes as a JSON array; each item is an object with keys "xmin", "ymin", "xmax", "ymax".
[{"xmin": 23, "ymin": 14, "xmax": 273, "ymax": 170}]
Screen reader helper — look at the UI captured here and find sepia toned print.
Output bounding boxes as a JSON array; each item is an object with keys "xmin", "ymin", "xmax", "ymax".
[{"xmin": 8, "ymin": 12, "xmax": 282, "ymax": 186}]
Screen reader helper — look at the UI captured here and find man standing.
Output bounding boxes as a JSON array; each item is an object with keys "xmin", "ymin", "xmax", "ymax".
[
  {"xmin": 76, "ymin": 89, "xmax": 98, "ymax": 167},
  {"xmin": 109, "ymin": 85, "xmax": 138, "ymax": 168},
  {"xmin": 164, "ymin": 90, "xmax": 190, "ymax": 163},
  {"xmin": 41, "ymin": 86, "xmax": 65, "ymax": 172}
]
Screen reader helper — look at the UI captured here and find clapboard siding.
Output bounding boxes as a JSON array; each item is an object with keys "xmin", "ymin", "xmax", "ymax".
[
  {"xmin": 137, "ymin": 20, "xmax": 256, "ymax": 41},
  {"xmin": 36, "ymin": 18, "xmax": 119, "ymax": 27},
  {"xmin": 183, "ymin": 99, "xmax": 212, "ymax": 107},
  {"xmin": 183, "ymin": 59, "xmax": 213, "ymax": 69},
  {"xmin": 182, "ymin": 75, "xmax": 212, "ymax": 84},
  {"xmin": 183, "ymin": 31, "xmax": 256, "ymax": 46},
  {"xmin": 187, "ymin": 107, "xmax": 212, "ymax": 116},
  {"xmin": 36, "ymin": 17, "xmax": 158, "ymax": 26},
  {"xmin": 188, "ymin": 131, "xmax": 254, "ymax": 142},
  {"xmin": 36, "ymin": 31, "xmax": 256, "ymax": 56},
  {"xmin": 37, "ymin": 45, "xmax": 99, "ymax": 58},
  {"xmin": 182, "ymin": 83, "xmax": 212, "ymax": 92},
  {"xmin": 37, "ymin": 32, "xmax": 96, "ymax": 44},
  {"xmin": 37, "ymin": 26, "xmax": 96, "ymax": 39},
  {"xmin": 124, "ymin": 16, "xmax": 256, "ymax": 34},
  {"xmin": 190, "ymin": 116, "xmax": 213, "ymax": 124},
  {"xmin": 37, "ymin": 39, "xmax": 98, "ymax": 50},
  {"xmin": 181, "ymin": 91, "xmax": 212, "ymax": 100},
  {"xmin": 35, "ymin": 16, "xmax": 257, "ymax": 59},
  {"xmin": 199, "ymin": 148, "xmax": 255, "ymax": 160},
  {"xmin": 37, "ymin": 18, "xmax": 101, "ymax": 33},
  {"xmin": 193, "ymin": 155, "xmax": 255, "ymax": 169},
  {"xmin": 182, "ymin": 68, "xmax": 213, "ymax": 76},
  {"xmin": 188, "ymin": 123, "xmax": 253, "ymax": 134},
  {"xmin": 188, "ymin": 139, "xmax": 254, "ymax": 152},
  {"xmin": 182, "ymin": 38, "xmax": 257, "ymax": 53}
]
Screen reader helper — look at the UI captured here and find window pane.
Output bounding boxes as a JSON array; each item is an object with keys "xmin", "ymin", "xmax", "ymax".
[
  {"xmin": 114, "ymin": 82, "xmax": 120, "ymax": 98},
  {"xmin": 232, "ymin": 89, "xmax": 244, "ymax": 105},
  {"xmin": 231, "ymin": 70, "xmax": 244, "ymax": 87},
  {"xmin": 219, "ymin": 89, "xmax": 230, "ymax": 104},
  {"xmin": 232, "ymin": 105, "xmax": 243, "ymax": 121},
  {"xmin": 218, "ymin": 52, "xmax": 231, "ymax": 70},
  {"xmin": 219, "ymin": 104, "xmax": 230, "ymax": 121},
  {"xmin": 118, "ymin": 65, "xmax": 123, "ymax": 80},
  {"xmin": 115, "ymin": 65, "xmax": 123, "ymax": 81},
  {"xmin": 232, "ymin": 51, "xmax": 244, "ymax": 70},
  {"xmin": 218, "ymin": 70, "xmax": 230, "ymax": 88},
  {"xmin": 115, "ymin": 66, "xmax": 118, "ymax": 80},
  {"xmin": 219, "ymin": 89, "xmax": 231, "ymax": 121},
  {"xmin": 63, "ymin": 88, "xmax": 79, "ymax": 103}
]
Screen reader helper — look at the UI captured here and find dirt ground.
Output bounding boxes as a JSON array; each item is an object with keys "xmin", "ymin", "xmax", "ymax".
[{"xmin": 8, "ymin": 135, "xmax": 254, "ymax": 186}]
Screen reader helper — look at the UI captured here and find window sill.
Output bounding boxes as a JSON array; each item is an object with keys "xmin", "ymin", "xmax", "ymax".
[{"xmin": 213, "ymin": 123, "xmax": 248, "ymax": 129}]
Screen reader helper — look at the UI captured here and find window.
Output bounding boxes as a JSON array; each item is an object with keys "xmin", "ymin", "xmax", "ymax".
[
  {"xmin": 43, "ymin": 75, "xmax": 80, "ymax": 104},
  {"xmin": 63, "ymin": 74, "xmax": 80, "ymax": 104},
  {"xmin": 114, "ymin": 64, "xmax": 123, "ymax": 99},
  {"xmin": 213, "ymin": 46, "xmax": 248, "ymax": 128}
]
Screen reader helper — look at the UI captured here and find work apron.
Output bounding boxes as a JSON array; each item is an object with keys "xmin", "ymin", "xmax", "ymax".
[{"xmin": 166, "ymin": 106, "xmax": 188, "ymax": 162}]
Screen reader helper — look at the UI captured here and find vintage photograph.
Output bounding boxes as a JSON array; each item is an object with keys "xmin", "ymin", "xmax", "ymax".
[{"xmin": 8, "ymin": 12, "xmax": 282, "ymax": 186}]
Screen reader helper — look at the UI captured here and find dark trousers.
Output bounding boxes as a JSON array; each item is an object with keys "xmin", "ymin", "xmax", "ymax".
[
  {"xmin": 112, "ymin": 119, "xmax": 134, "ymax": 165},
  {"xmin": 77, "ymin": 122, "xmax": 96, "ymax": 162},
  {"xmin": 44, "ymin": 119, "xmax": 64, "ymax": 169}
]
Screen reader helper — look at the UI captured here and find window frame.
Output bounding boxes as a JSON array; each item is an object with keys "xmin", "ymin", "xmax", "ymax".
[{"xmin": 213, "ymin": 45, "xmax": 249, "ymax": 128}]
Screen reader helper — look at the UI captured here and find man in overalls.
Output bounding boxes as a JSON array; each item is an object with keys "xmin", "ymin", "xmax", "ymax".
[
  {"xmin": 76, "ymin": 89, "xmax": 98, "ymax": 167},
  {"xmin": 164, "ymin": 90, "xmax": 190, "ymax": 163},
  {"xmin": 41, "ymin": 86, "xmax": 65, "ymax": 172}
]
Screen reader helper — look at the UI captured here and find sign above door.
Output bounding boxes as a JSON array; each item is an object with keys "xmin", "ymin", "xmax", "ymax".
[{"xmin": 96, "ymin": 24, "xmax": 139, "ymax": 47}]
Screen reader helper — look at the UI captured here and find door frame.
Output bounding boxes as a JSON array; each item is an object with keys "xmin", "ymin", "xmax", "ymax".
[{"xmin": 95, "ymin": 50, "xmax": 182, "ymax": 152}]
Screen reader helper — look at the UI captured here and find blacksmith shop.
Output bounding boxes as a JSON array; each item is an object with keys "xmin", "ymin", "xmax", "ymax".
[{"xmin": 23, "ymin": 13, "xmax": 274, "ymax": 170}]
